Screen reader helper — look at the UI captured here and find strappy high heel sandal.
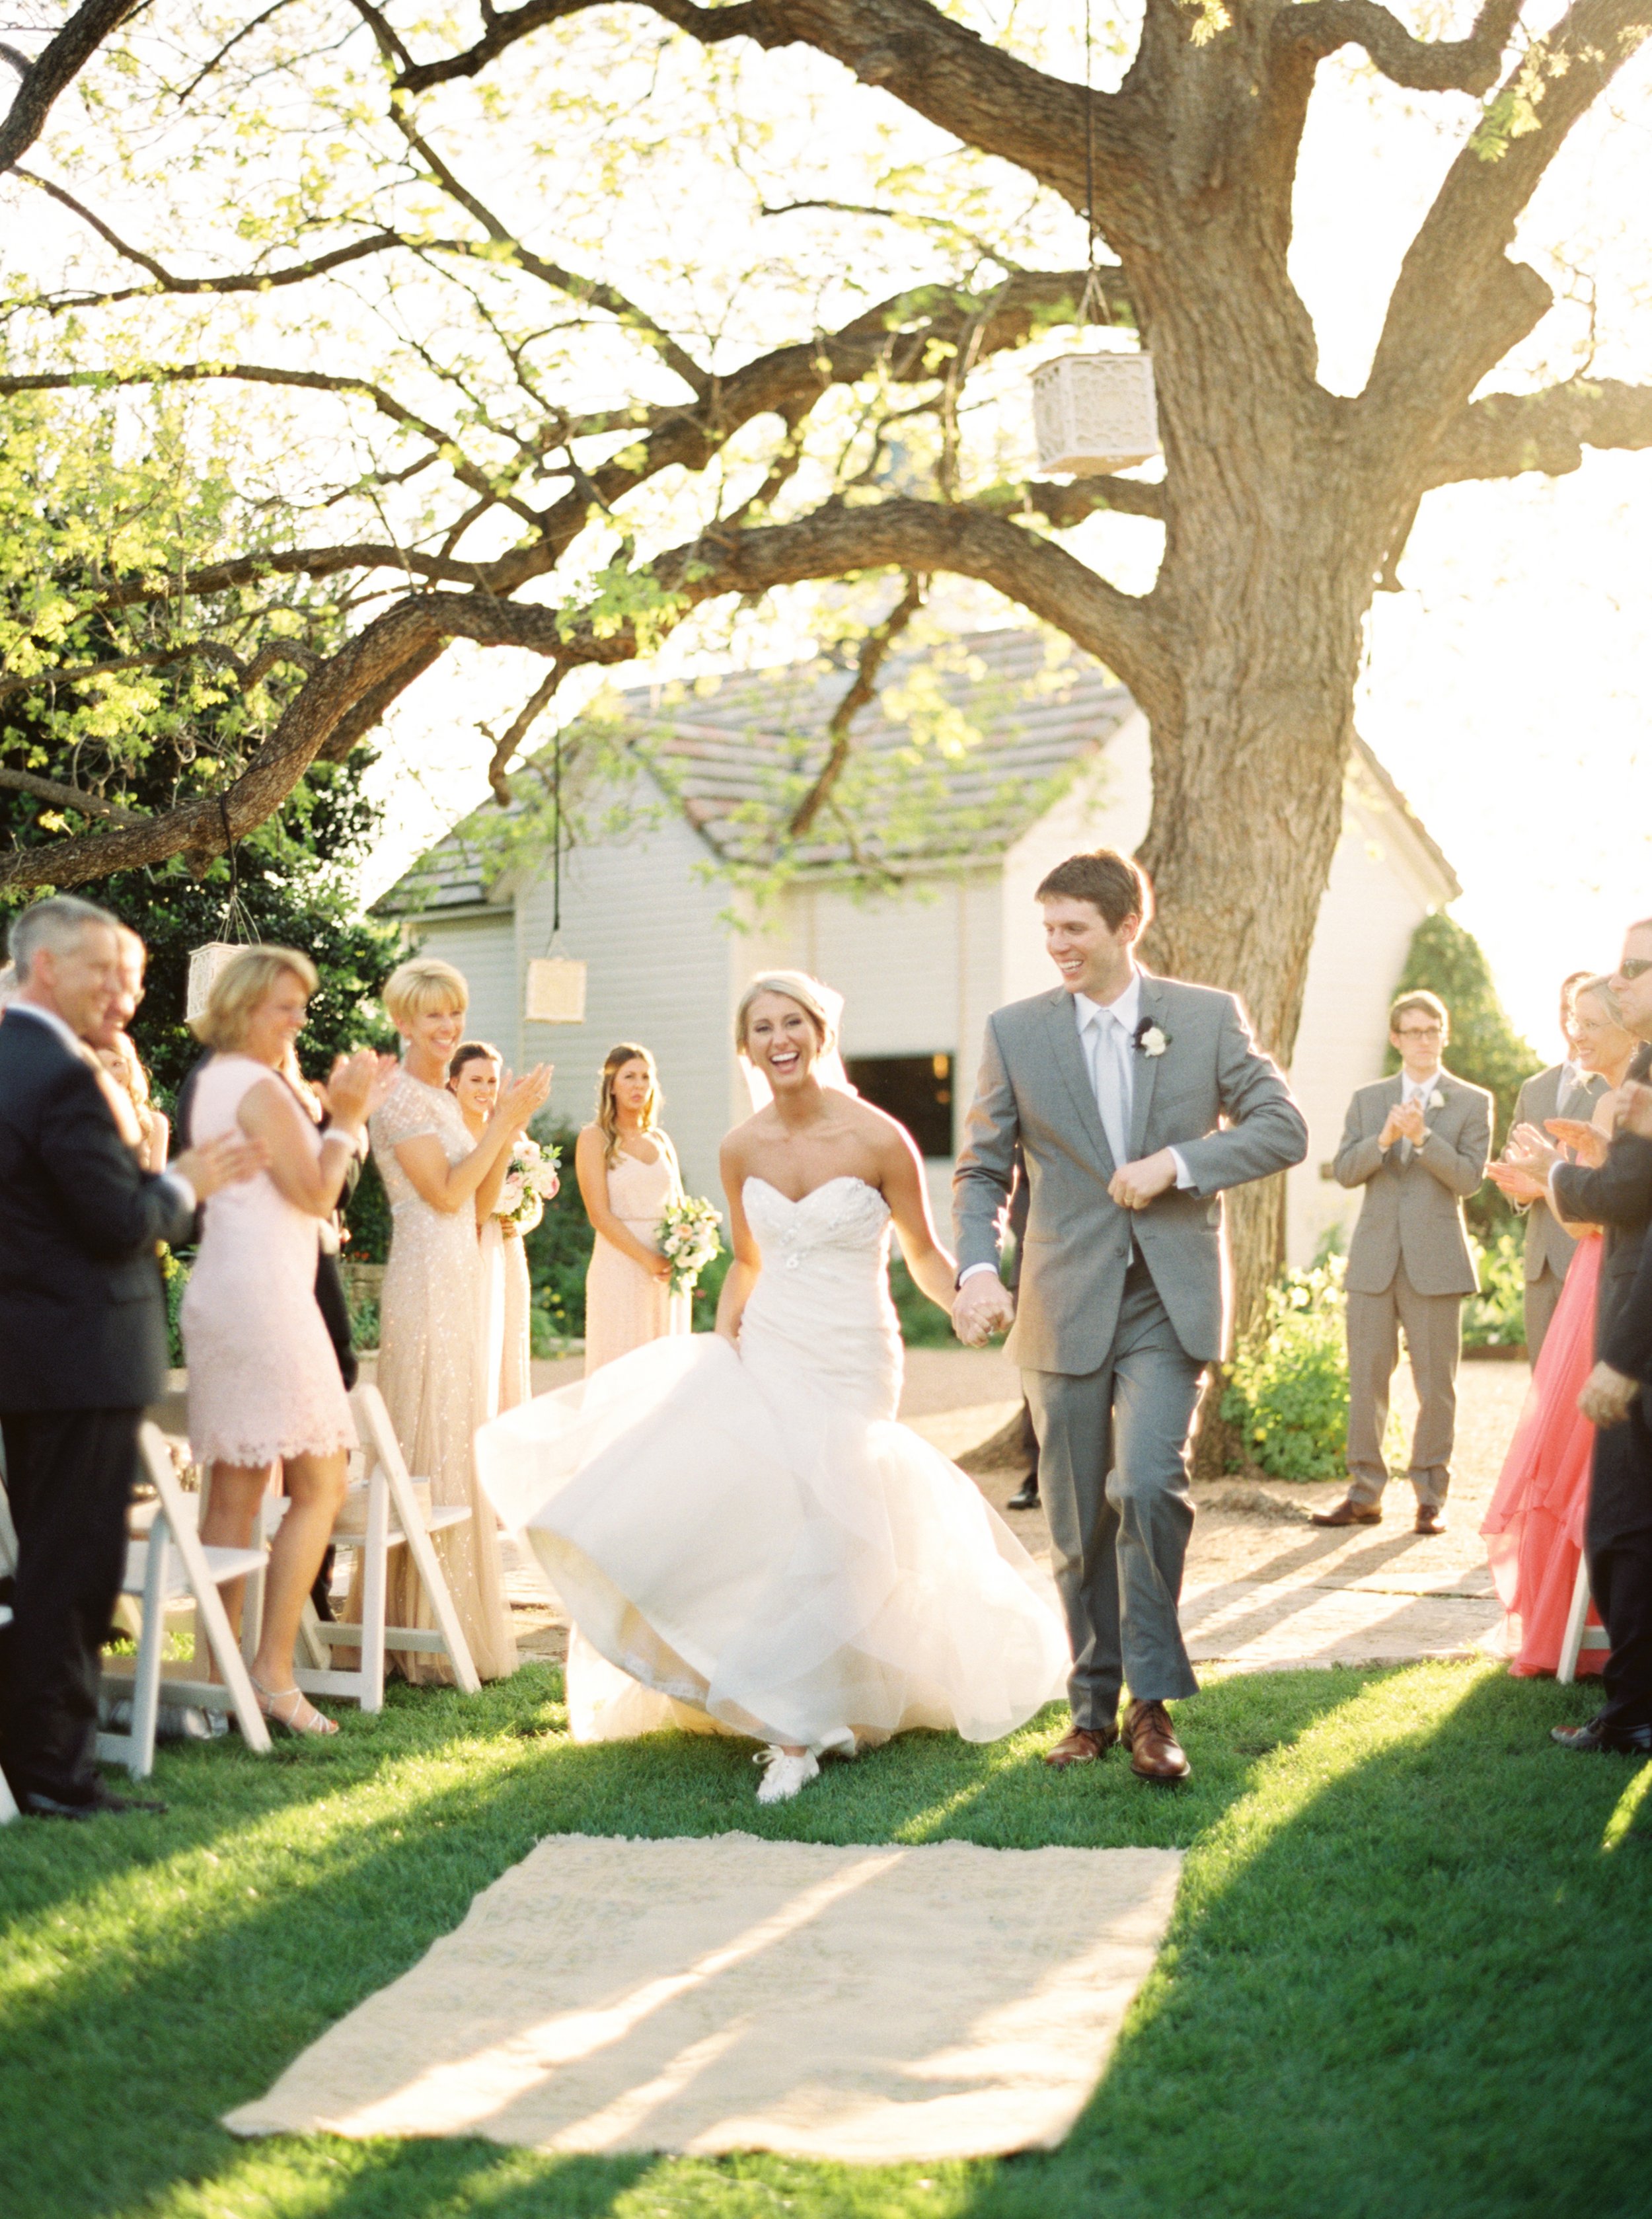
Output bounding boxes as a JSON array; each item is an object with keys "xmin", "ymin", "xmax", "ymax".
[{"xmin": 250, "ymin": 1676, "xmax": 339, "ymax": 1737}]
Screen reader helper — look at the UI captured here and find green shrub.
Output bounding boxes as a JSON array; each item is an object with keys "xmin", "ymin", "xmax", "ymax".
[
  {"xmin": 163, "ymin": 1250, "xmax": 188, "ymax": 1369},
  {"xmin": 1464, "ymin": 1226, "xmax": 1526, "ymax": 1349},
  {"xmin": 1221, "ymin": 1256, "xmax": 1351, "ymax": 1481}
]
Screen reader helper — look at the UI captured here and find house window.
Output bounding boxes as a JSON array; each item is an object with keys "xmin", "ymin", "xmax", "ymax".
[{"xmin": 844, "ymin": 1053, "xmax": 954, "ymax": 1158}]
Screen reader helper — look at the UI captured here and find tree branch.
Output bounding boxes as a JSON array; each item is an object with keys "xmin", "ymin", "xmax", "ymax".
[
  {"xmin": 1276, "ymin": 0, "xmax": 1522, "ymax": 94},
  {"xmin": 0, "ymin": 767, "xmax": 145, "ymax": 825},
  {"xmin": 393, "ymin": 0, "xmax": 790, "ymax": 93},
  {"xmin": 0, "ymin": 491, "xmax": 1164, "ymax": 889},
  {"xmin": 0, "ymin": 0, "xmax": 142, "ymax": 175},
  {"xmin": 788, "ymin": 572, "xmax": 924, "ymax": 835},
  {"xmin": 1367, "ymin": 0, "xmax": 1652, "ymax": 433},
  {"xmin": 1425, "ymin": 377, "xmax": 1652, "ymax": 487}
]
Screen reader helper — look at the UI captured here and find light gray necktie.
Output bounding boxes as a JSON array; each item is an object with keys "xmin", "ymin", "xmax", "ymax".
[
  {"xmin": 1398, "ymin": 1081, "xmax": 1417, "ymax": 1164},
  {"xmin": 1088, "ymin": 1008, "xmax": 1133, "ymax": 1169}
]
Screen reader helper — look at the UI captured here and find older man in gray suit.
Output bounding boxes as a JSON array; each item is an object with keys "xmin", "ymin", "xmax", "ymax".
[
  {"xmin": 953, "ymin": 849, "xmax": 1307, "ymax": 1784},
  {"xmin": 1314, "ymin": 991, "xmax": 1492, "ymax": 1536}
]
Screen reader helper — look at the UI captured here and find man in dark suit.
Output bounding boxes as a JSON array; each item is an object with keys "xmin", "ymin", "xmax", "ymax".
[
  {"xmin": 0, "ymin": 895, "xmax": 259, "ymax": 1817},
  {"xmin": 1506, "ymin": 917, "xmax": 1652, "ymax": 1754}
]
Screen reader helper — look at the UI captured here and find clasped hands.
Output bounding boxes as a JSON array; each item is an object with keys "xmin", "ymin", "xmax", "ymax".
[
  {"xmin": 952, "ymin": 1151, "xmax": 1180, "ymax": 1346},
  {"xmin": 1379, "ymin": 1099, "xmax": 1428, "ymax": 1152}
]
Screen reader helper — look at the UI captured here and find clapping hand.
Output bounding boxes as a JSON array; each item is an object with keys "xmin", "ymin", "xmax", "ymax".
[
  {"xmin": 1618, "ymin": 1083, "xmax": 1652, "ymax": 1142},
  {"xmin": 1579, "ymin": 1361, "xmax": 1641, "ymax": 1428},
  {"xmin": 324, "ymin": 1049, "xmax": 399, "ymax": 1133},
  {"xmin": 175, "ymin": 1130, "xmax": 267, "ymax": 1199},
  {"xmin": 1545, "ymin": 1115, "xmax": 1609, "ymax": 1169},
  {"xmin": 1380, "ymin": 1099, "xmax": 1427, "ymax": 1152},
  {"xmin": 496, "ymin": 1064, "xmax": 554, "ymax": 1131},
  {"xmin": 953, "ymin": 1273, "xmax": 1014, "ymax": 1347}
]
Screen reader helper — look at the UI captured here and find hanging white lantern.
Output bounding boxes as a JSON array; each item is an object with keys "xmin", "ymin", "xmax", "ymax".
[
  {"xmin": 525, "ymin": 955, "xmax": 587, "ymax": 1026},
  {"xmin": 1030, "ymin": 352, "xmax": 1159, "ymax": 478},
  {"xmin": 186, "ymin": 941, "xmax": 250, "ymax": 1022}
]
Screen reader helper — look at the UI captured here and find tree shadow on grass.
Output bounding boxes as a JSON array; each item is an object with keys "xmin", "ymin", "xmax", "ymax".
[
  {"xmin": 960, "ymin": 1665, "xmax": 1652, "ymax": 2219},
  {"xmin": 1, "ymin": 1665, "xmax": 1364, "ymax": 2219}
]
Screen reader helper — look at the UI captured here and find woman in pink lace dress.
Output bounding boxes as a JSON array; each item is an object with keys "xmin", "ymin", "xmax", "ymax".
[
  {"xmin": 362, "ymin": 959, "xmax": 550, "ymax": 1682},
  {"xmin": 184, "ymin": 948, "xmax": 394, "ymax": 1734},
  {"xmin": 576, "ymin": 1043, "xmax": 690, "ymax": 1374},
  {"xmin": 1483, "ymin": 975, "xmax": 1637, "ymax": 1674}
]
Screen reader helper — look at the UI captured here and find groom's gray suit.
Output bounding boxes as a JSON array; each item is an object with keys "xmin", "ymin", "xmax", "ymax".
[{"xmin": 954, "ymin": 973, "xmax": 1308, "ymax": 1726}]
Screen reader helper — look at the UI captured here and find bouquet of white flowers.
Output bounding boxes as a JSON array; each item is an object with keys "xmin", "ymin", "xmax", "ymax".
[
  {"xmin": 497, "ymin": 1136, "xmax": 560, "ymax": 1235},
  {"xmin": 657, "ymin": 1193, "xmax": 723, "ymax": 1295}
]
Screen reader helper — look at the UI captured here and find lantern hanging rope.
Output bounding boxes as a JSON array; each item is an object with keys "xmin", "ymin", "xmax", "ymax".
[
  {"xmin": 185, "ymin": 791, "xmax": 260, "ymax": 1020},
  {"xmin": 525, "ymin": 720, "xmax": 588, "ymax": 1026},
  {"xmin": 1029, "ymin": 0, "xmax": 1160, "ymax": 480}
]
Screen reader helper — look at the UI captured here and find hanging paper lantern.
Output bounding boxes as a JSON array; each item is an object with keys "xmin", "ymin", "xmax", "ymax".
[
  {"xmin": 525, "ymin": 955, "xmax": 587, "ymax": 1026},
  {"xmin": 185, "ymin": 941, "xmax": 250, "ymax": 1022},
  {"xmin": 1030, "ymin": 352, "xmax": 1159, "ymax": 478}
]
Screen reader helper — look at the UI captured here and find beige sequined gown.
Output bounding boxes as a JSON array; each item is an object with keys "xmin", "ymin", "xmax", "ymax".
[
  {"xmin": 355, "ymin": 1071, "xmax": 517, "ymax": 1682},
  {"xmin": 582, "ymin": 1142, "xmax": 691, "ymax": 1373}
]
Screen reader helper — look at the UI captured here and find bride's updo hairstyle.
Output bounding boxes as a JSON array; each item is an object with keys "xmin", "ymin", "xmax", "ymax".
[{"xmin": 735, "ymin": 971, "xmax": 837, "ymax": 1063}]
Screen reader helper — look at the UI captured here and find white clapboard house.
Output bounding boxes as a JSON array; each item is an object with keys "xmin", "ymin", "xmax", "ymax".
[{"xmin": 380, "ymin": 628, "xmax": 1460, "ymax": 1263}]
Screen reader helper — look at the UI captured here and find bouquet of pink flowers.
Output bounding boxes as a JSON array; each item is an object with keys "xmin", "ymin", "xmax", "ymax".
[
  {"xmin": 497, "ymin": 1136, "xmax": 560, "ymax": 1234},
  {"xmin": 657, "ymin": 1193, "xmax": 722, "ymax": 1295}
]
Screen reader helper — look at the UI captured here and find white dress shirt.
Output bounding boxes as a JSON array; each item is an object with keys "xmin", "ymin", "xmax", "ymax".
[
  {"xmin": 957, "ymin": 969, "xmax": 1188, "ymax": 1287},
  {"xmin": 6, "ymin": 1000, "xmax": 196, "ymax": 1212}
]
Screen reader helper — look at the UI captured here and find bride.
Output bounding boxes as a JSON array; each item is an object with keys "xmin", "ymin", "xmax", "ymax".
[{"xmin": 475, "ymin": 971, "xmax": 1067, "ymax": 1803}]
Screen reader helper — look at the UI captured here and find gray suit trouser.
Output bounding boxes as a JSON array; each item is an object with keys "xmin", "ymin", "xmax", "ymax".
[
  {"xmin": 1524, "ymin": 1265, "xmax": 1567, "ymax": 1367},
  {"xmin": 1345, "ymin": 1261, "xmax": 1462, "ymax": 1508},
  {"xmin": 1024, "ymin": 1259, "xmax": 1204, "ymax": 1727}
]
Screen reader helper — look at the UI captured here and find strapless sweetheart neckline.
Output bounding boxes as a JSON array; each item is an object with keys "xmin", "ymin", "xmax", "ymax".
[{"xmin": 743, "ymin": 1173, "xmax": 887, "ymax": 1211}]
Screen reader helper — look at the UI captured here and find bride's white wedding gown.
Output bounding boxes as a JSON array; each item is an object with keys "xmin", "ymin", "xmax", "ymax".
[{"xmin": 475, "ymin": 1175, "xmax": 1067, "ymax": 1749}]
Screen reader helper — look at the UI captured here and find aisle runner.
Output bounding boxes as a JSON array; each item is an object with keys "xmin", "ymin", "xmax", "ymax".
[{"xmin": 227, "ymin": 1832, "xmax": 1182, "ymax": 2162}]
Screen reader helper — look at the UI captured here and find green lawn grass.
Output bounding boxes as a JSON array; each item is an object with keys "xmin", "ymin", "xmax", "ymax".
[{"xmin": 2, "ymin": 1661, "xmax": 1649, "ymax": 2219}]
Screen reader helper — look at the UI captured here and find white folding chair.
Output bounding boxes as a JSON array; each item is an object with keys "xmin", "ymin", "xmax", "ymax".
[
  {"xmin": 0, "ymin": 1606, "xmax": 15, "ymax": 1824},
  {"xmin": 287, "ymin": 1384, "xmax": 480, "ymax": 1713},
  {"xmin": 97, "ymin": 1425, "xmax": 272, "ymax": 1778},
  {"xmin": 1558, "ymin": 1552, "xmax": 1611, "ymax": 1686}
]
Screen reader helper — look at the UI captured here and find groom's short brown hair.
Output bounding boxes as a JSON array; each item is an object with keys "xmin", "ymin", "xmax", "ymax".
[{"xmin": 1036, "ymin": 848, "xmax": 1150, "ymax": 932}]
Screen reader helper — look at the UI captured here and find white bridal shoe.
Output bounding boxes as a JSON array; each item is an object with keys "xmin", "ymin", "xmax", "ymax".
[{"xmin": 755, "ymin": 1747, "xmax": 820, "ymax": 1804}]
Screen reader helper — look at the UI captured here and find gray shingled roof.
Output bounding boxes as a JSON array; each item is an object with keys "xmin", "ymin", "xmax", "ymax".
[
  {"xmin": 380, "ymin": 629, "xmax": 1133, "ymax": 916},
  {"xmin": 379, "ymin": 627, "xmax": 1457, "ymax": 917}
]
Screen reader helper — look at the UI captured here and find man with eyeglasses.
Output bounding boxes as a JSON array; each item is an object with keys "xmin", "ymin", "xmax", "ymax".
[
  {"xmin": 1510, "ymin": 973, "xmax": 1608, "ymax": 1364},
  {"xmin": 1503, "ymin": 923, "xmax": 1652, "ymax": 1754},
  {"xmin": 1314, "ymin": 990, "xmax": 1492, "ymax": 1536}
]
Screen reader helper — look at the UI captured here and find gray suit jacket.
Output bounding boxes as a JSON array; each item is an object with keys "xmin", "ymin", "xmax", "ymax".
[
  {"xmin": 953, "ymin": 974, "xmax": 1308, "ymax": 1372},
  {"xmin": 1334, "ymin": 1071, "xmax": 1492, "ymax": 1298},
  {"xmin": 1513, "ymin": 1063, "xmax": 1608, "ymax": 1283}
]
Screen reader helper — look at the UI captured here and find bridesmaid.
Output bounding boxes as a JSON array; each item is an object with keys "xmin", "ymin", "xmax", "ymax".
[
  {"xmin": 361, "ymin": 959, "xmax": 550, "ymax": 1682},
  {"xmin": 1483, "ymin": 974, "xmax": 1639, "ymax": 1674},
  {"xmin": 449, "ymin": 1039, "xmax": 556, "ymax": 1417},
  {"xmin": 575, "ymin": 1043, "xmax": 690, "ymax": 1373}
]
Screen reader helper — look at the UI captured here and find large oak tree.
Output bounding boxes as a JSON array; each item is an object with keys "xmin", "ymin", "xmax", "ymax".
[{"xmin": 4, "ymin": 0, "xmax": 1651, "ymax": 1328}]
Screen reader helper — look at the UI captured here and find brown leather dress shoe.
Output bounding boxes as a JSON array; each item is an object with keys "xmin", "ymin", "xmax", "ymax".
[
  {"xmin": 1044, "ymin": 1724, "xmax": 1117, "ymax": 1769},
  {"xmin": 1414, "ymin": 1503, "xmax": 1446, "ymax": 1535},
  {"xmin": 1310, "ymin": 1496, "xmax": 1382, "ymax": 1528},
  {"xmin": 1122, "ymin": 1699, "xmax": 1191, "ymax": 1783}
]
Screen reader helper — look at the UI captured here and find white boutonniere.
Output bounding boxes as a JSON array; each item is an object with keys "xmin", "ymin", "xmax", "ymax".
[
  {"xmin": 1428, "ymin": 1090, "xmax": 1445, "ymax": 1111},
  {"xmin": 1133, "ymin": 1019, "xmax": 1170, "ymax": 1059}
]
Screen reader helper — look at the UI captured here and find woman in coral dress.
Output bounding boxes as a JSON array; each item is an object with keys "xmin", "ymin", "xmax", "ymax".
[
  {"xmin": 1483, "ymin": 975, "xmax": 1637, "ymax": 1674},
  {"xmin": 361, "ymin": 959, "xmax": 550, "ymax": 1682},
  {"xmin": 575, "ymin": 1043, "xmax": 691, "ymax": 1374}
]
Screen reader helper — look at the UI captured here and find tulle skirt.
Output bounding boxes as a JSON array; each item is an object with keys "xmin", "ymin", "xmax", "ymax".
[
  {"xmin": 1482, "ymin": 1236, "xmax": 1604, "ymax": 1676},
  {"xmin": 475, "ymin": 1332, "xmax": 1068, "ymax": 1749}
]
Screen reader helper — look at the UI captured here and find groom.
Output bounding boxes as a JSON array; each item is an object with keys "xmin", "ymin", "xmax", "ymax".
[{"xmin": 952, "ymin": 849, "xmax": 1307, "ymax": 1783}]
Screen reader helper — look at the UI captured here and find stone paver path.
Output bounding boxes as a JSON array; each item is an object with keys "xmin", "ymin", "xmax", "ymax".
[{"xmin": 503, "ymin": 1347, "xmax": 1530, "ymax": 1673}]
